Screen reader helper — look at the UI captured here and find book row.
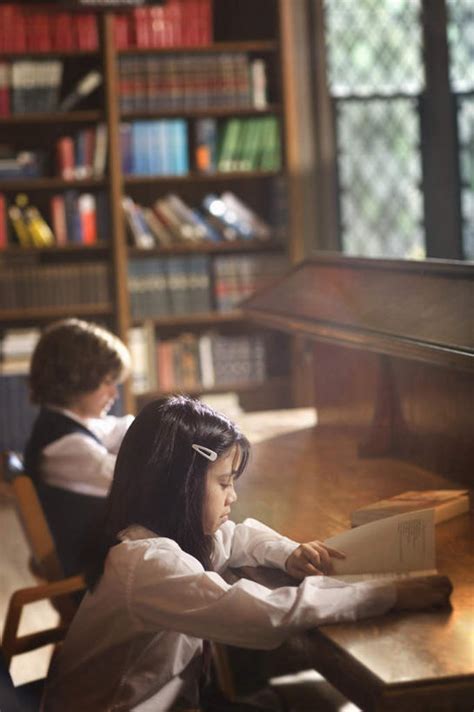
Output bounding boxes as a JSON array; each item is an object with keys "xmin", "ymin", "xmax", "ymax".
[
  {"xmin": 128, "ymin": 256, "xmax": 212, "ymax": 319},
  {"xmin": 0, "ymin": 5, "xmax": 98, "ymax": 54},
  {"xmin": 213, "ymin": 254, "xmax": 288, "ymax": 312},
  {"xmin": 129, "ymin": 327, "xmax": 268, "ymax": 395},
  {"xmin": 0, "ymin": 65, "xmax": 102, "ymax": 117},
  {"xmin": 127, "ymin": 251, "xmax": 285, "ymax": 320},
  {"xmin": 118, "ymin": 54, "xmax": 267, "ymax": 112},
  {"xmin": 119, "ymin": 117, "xmax": 281, "ymax": 176},
  {"xmin": 114, "ymin": 0, "xmax": 212, "ymax": 50},
  {"xmin": 0, "ymin": 60, "xmax": 63, "ymax": 115},
  {"xmin": 123, "ymin": 191, "xmax": 272, "ymax": 248},
  {"xmin": 0, "ymin": 263, "xmax": 110, "ymax": 310},
  {"xmin": 218, "ymin": 117, "xmax": 281, "ymax": 172},
  {"xmin": 56, "ymin": 125, "xmax": 108, "ymax": 180},
  {"xmin": 0, "ymin": 192, "xmax": 109, "ymax": 249},
  {"xmin": 120, "ymin": 120, "xmax": 188, "ymax": 176}
]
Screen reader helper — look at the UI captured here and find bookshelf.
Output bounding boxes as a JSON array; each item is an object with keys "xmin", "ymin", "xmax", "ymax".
[{"xmin": 0, "ymin": 0, "xmax": 294, "ymax": 426}]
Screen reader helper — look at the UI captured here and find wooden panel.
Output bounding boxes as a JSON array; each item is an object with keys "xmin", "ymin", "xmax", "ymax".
[{"xmin": 244, "ymin": 255, "xmax": 474, "ymax": 369}]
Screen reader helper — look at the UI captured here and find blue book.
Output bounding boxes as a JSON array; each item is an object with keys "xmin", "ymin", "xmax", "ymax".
[{"xmin": 119, "ymin": 123, "xmax": 133, "ymax": 175}]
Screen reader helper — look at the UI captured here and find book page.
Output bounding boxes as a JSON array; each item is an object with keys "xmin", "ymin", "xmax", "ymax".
[{"xmin": 325, "ymin": 508, "xmax": 435, "ymax": 576}]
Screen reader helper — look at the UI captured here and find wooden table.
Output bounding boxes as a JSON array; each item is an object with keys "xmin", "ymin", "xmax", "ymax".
[{"xmin": 230, "ymin": 410, "xmax": 474, "ymax": 711}]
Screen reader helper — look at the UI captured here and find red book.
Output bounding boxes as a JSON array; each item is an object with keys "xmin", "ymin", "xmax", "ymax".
[
  {"xmin": 114, "ymin": 14, "xmax": 130, "ymax": 50},
  {"xmin": 148, "ymin": 5, "xmax": 166, "ymax": 48},
  {"xmin": 78, "ymin": 193, "xmax": 97, "ymax": 245},
  {"xmin": 7, "ymin": 4, "xmax": 27, "ymax": 53},
  {"xmin": 198, "ymin": 0, "xmax": 213, "ymax": 45},
  {"xmin": 76, "ymin": 14, "xmax": 99, "ymax": 51},
  {"xmin": 0, "ymin": 193, "xmax": 7, "ymax": 249},
  {"xmin": 27, "ymin": 11, "xmax": 51, "ymax": 53},
  {"xmin": 56, "ymin": 136, "xmax": 75, "ymax": 180},
  {"xmin": 51, "ymin": 12, "xmax": 74, "ymax": 51},
  {"xmin": 132, "ymin": 8, "xmax": 150, "ymax": 48},
  {"xmin": 182, "ymin": 0, "xmax": 199, "ymax": 46},
  {"xmin": 50, "ymin": 195, "xmax": 67, "ymax": 245},
  {"xmin": 166, "ymin": 0, "xmax": 183, "ymax": 47}
]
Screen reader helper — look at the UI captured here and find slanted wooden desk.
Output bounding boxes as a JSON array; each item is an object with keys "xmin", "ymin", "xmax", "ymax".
[{"xmin": 231, "ymin": 411, "xmax": 474, "ymax": 712}]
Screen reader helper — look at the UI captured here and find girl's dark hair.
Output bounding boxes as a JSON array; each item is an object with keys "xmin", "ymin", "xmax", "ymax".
[
  {"xmin": 85, "ymin": 395, "xmax": 250, "ymax": 590},
  {"xmin": 29, "ymin": 318, "xmax": 130, "ymax": 407}
]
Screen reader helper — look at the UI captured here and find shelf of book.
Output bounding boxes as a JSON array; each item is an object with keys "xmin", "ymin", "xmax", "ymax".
[
  {"xmin": 0, "ymin": 0, "xmax": 296, "ymax": 425},
  {"xmin": 0, "ymin": 177, "xmax": 107, "ymax": 192},
  {"xmin": 131, "ymin": 310, "xmax": 245, "ymax": 328},
  {"xmin": 124, "ymin": 170, "xmax": 282, "ymax": 186},
  {"xmin": 118, "ymin": 41, "xmax": 279, "ymax": 56},
  {"xmin": 0, "ymin": 303, "xmax": 113, "ymax": 321},
  {"xmin": 0, "ymin": 244, "xmax": 109, "ymax": 256},
  {"xmin": 0, "ymin": 111, "xmax": 103, "ymax": 125}
]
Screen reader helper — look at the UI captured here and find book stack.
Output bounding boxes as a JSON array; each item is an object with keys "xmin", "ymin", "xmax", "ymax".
[
  {"xmin": 128, "ymin": 255, "xmax": 212, "ymax": 319},
  {"xmin": 114, "ymin": 0, "xmax": 212, "ymax": 50},
  {"xmin": 0, "ymin": 327, "xmax": 40, "ymax": 375},
  {"xmin": 56, "ymin": 124, "xmax": 108, "ymax": 180},
  {"xmin": 217, "ymin": 117, "xmax": 281, "ymax": 172},
  {"xmin": 0, "ymin": 5, "xmax": 98, "ymax": 53},
  {"xmin": 9, "ymin": 60, "xmax": 63, "ymax": 114},
  {"xmin": 122, "ymin": 192, "xmax": 272, "ymax": 248},
  {"xmin": 49, "ymin": 191, "xmax": 109, "ymax": 246},
  {"xmin": 0, "ymin": 150, "xmax": 44, "ymax": 179},
  {"xmin": 213, "ymin": 254, "xmax": 289, "ymax": 311},
  {"xmin": 118, "ymin": 53, "xmax": 266, "ymax": 112},
  {"xmin": 128, "ymin": 326, "xmax": 268, "ymax": 395},
  {"xmin": 350, "ymin": 490, "xmax": 470, "ymax": 527},
  {"xmin": 0, "ymin": 262, "xmax": 110, "ymax": 310},
  {"xmin": 120, "ymin": 121, "xmax": 188, "ymax": 176}
]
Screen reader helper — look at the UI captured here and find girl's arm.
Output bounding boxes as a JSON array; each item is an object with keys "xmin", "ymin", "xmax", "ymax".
[
  {"xmin": 121, "ymin": 538, "xmax": 396, "ymax": 650},
  {"xmin": 212, "ymin": 518, "xmax": 300, "ymax": 572}
]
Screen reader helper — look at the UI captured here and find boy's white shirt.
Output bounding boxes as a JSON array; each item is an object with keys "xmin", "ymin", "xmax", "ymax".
[
  {"xmin": 39, "ymin": 407, "xmax": 134, "ymax": 497},
  {"xmin": 43, "ymin": 518, "xmax": 396, "ymax": 712}
]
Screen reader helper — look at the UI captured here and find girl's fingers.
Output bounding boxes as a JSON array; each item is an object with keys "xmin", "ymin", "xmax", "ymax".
[{"xmin": 324, "ymin": 545, "xmax": 346, "ymax": 559}]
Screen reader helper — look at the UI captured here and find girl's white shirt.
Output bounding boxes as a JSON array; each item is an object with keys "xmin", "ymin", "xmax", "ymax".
[
  {"xmin": 42, "ymin": 518, "xmax": 396, "ymax": 712},
  {"xmin": 39, "ymin": 407, "xmax": 134, "ymax": 497}
]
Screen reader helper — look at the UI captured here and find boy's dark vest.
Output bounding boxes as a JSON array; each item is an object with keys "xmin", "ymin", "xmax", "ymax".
[{"xmin": 24, "ymin": 408, "xmax": 107, "ymax": 577}]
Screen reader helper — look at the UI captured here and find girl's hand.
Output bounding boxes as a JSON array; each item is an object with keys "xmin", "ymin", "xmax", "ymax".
[
  {"xmin": 392, "ymin": 575, "xmax": 453, "ymax": 611},
  {"xmin": 285, "ymin": 541, "xmax": 346, "ymax": 578}
]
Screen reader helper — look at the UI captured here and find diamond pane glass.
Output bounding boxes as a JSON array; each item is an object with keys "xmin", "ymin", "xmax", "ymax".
[
  {"xmin": 457, "ymin": 94, "xmax": 474, "ymax": 258},
  {"xmin": 324, "ymin": 0, "xmax": 424, "ymax": 97},
  {"xmin": 447, "ymin": 0, "xmax": 474, "ymax": 92},
  {"xmin": 336, "ymin": 98, "xmax": 424, "ymax": 259}
]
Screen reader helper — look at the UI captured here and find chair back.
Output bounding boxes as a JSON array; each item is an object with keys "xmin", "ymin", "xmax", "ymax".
[{"xmin": 1, "ymin": 451, "xmax": 63, "ymax": 582}]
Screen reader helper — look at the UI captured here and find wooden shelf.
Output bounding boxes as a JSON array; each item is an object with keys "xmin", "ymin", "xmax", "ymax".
[
  {"xmin": 119, "ymin": 41, "xmax": 278, "ymax": 56},
  {"xmin": 0, "ymin": 50, "xmax": 99, "ymax": 59},
  {"xmin": 128, "ymin": 240, "xmax": 284, "ymax": 257},
  {"xmin": 124, "ymin": 170, "xmax": 282, "ymax": 186},
  {"xmin": 0, "ymin": 244, "xmax": 109, "ymax": 257},
  {"xmin": 131, "ymin": 310, "xmax": 245, "ymax": 328},
  {"xmin": 0, "ymin": 304, "xmax": 113, "ymax": 321},
  {"xmin": 136, "ymin": 377, "xmax": 285, "ymax": 404},
  {"xmin": 0, "ymin": 177, "xmax": 106, "ymax": 191},
  {"xmin": 121, "ymin": 105, "xmax": 282, "ymax": 120},
  {"xmin": 0, "ymin": 111, "xmax": 103, "ymax": 125}
]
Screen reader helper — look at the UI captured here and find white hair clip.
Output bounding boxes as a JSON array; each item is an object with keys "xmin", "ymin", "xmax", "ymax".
[{"xmin": 192, "ymin": 444, "xmax": 218, "ymax": 462}]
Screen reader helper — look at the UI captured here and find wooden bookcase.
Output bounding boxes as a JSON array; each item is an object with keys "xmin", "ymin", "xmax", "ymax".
[{"xmin": 0, "ymin": 0, "xmax": 295, "ymax": 419}]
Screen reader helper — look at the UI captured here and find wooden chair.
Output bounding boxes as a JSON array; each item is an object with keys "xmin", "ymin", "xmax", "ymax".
[{"xmin": 1, "ymin": 451, "xmax": 86, "ymax": 666}]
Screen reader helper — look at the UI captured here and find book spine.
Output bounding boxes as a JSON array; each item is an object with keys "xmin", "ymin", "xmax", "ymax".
[{"xmin": 50, "ymin": 194, "xmax": 67, "ymax": 246}]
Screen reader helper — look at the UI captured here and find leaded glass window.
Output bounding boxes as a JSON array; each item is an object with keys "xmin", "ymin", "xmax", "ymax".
[
  {"xmin": 447, "ymin": 0, "xmax": 474, "ymax": 258},
  {"xmin": 323, "ymin": 0, "xmax": 425, "ymax": 258}
]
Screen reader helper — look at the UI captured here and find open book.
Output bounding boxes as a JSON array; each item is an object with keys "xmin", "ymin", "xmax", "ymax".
[{"xmin": 324, "ymin": 509, "xmax": 437, "ymax": 583}]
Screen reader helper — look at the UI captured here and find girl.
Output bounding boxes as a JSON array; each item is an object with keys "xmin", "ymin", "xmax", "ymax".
[
  {"xmin": 42, "ymin": 395, "xmax": 451, "ymax": 711},
  {"xmin": 25, "ymin": 318, "xmax": 133, "ymax": 575}
]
